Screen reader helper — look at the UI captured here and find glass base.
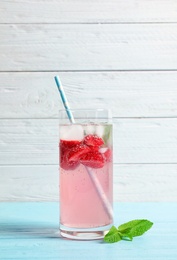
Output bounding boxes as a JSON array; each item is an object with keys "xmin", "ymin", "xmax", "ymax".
[{"xmin": 60, "ymin": 223, "xmax": 112, "ymax": 240}]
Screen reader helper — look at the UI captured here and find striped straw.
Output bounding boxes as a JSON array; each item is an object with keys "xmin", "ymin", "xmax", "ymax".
[
  {"xmin": 86, "ymin": 167, "xmax": 113, "ymax": 219},
  {"xmin": 54, "ymin": 76, "xmax": 113, "ymax": 220},
  {"xmin": 54, "ymin": 76, "xmax": 75, "ymax": 123}
]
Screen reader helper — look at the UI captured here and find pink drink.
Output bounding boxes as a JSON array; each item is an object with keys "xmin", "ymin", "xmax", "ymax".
[
  {"xmin": 60, "ymin": 151, "xmax": 113, "ymax": 227},
  {"xmin": 59, "ymin": 110, "xmax": 113, "ymax": 240}
]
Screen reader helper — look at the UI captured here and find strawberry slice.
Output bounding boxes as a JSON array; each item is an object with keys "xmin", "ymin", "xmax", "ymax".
[
  {"xmin": 83, "ymin": 134, "xmax": 104, "ymax": 147},
  {"xmin": 60, "ymin": 140, "xmax": 80, "ymax": 163},
  {"xmin": 60, "ymin": 156, "xmax": 79, "ymax": 170},
  {"xmin": 60, "ymin": 154, "xmax": 79, "ymax": 170},
  {"xmin": 60, "ymin": 140, "xmax": 81, "ymax": 150},
  {"xmin": 60, "ymin": 140, "xmax": 82, "ymax": 170},
  {"xmin": 60, "ymin": 144, "xmax": 90, "ymax": 170},
  {"xmin": 67, "ymin": 144, "xmax": 91, "ymax": 162},
  {"xmin": 80, "ymin": 151, "xmax": 104, "ymax": 168},
  {"xmin": 60, "ymin": 150, "xmax": 79, "ymax": 170}
]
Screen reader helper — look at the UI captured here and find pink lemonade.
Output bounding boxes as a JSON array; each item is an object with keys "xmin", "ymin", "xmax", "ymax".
[{"xmin": 59, "ymin": 123, "xmax": 113, "ymax": 239}]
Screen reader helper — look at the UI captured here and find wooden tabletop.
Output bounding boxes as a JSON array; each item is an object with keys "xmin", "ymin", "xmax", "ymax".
[{"xmin": 0, "ymin": 202, "xmax": 176, "ymax": 259}]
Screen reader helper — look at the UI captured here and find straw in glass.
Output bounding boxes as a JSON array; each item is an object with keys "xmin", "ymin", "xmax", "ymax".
[
  {"xmin": 54, "ymin": 76, "xmax": 75, "ymax": 124},
  {"xmin": 54, "ymin": 75, "xmax": 113, "ymax": 219}
]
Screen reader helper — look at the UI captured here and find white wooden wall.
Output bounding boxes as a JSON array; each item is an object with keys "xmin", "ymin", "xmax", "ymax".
[{"xmin": 0, "ymin": 0, "xmax": 177, "ymax": 202}]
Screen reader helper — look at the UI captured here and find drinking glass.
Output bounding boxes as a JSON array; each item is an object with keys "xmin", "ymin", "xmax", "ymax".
[{"xmin": 59, "ymin": 109, "xmax": 113, "ymax": 240}]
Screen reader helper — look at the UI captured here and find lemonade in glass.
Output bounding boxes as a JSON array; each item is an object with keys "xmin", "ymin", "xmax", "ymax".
[{"xmin": 59, "ymin": 109, "xmax": 113, "ymax": 240}]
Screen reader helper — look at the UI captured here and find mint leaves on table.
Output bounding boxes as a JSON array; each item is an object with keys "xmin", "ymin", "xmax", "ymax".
[{"xmin": 104, "ymin": 219, "xmax": 153, "ymax": 243}]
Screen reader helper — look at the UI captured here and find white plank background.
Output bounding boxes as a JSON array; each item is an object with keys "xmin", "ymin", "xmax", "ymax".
[
  {"xmin": 0, "ymin": 0, "xmax": 177, "ymax": 202},
  {"xmin": 1, "ymin": 72, "xmax": 177, "ymax": 118},
  {"xmin": 1, "ymin": 0, "xmax": 177, "ymax": 23},
  {"xmin": 1, "ymin": 24, "xmax": 177, "ymax": 71}
]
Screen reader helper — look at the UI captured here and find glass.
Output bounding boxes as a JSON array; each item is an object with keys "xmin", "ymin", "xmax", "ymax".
[{"xmin": 59, "ymin": 109, "xmax": 113, "ymax": 240}]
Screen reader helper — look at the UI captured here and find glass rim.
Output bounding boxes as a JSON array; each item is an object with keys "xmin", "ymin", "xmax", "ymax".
[{"xmin": 59, "ymin": 108, "xmax": 112, "ymax": 122}]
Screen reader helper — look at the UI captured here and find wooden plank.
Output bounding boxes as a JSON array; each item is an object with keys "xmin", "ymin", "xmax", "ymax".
[
  {"xmin": 0, "ymin": 165, "xmax": 59, "ymax": 202},
  {"xmin": 1, "ymin": 0, "xmax": 177, "ymax": 23},
  {"xmin": 0, "ymin": 119, "xmax": 59, "ymax": 165},
  {"xmin": 1, "ymin": 164, "xmax": 177, "ymax": 202},
  {"xmin": 0, "ymin": 202, "xmax": 177, "ymax": 259},
  {"xmin": 0, "ymin": 118, "xmax": 177, "ymax": 164},
  {"xmin": 1, "ymin": 71, "xmax": 177, "ymax": 118},
  {"xmin": 0, "ymin": 24, "xmax": 177, "ymax": 71}
]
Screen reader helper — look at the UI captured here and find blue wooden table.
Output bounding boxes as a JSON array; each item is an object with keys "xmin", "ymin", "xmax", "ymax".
[{"xmin": 0, "ymin": 202, "xmax": 176, "ymax": 259}]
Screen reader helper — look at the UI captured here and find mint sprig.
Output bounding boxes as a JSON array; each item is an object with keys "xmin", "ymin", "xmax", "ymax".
[
  {"xmin": 104, "ymin": 219, "xmax": 153, "ymax": 243},
  {"xmin": 102, "ymin": 125, "xmax": 112, "ymax": 145}
]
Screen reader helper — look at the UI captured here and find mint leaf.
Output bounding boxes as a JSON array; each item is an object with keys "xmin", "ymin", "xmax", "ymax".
[
  {"xmin": 103, "ymin": 125, "xmax": 112, "ymax": 145},
  {"xmin": 104, "ymin": 226, "xmax": 121, "ymax": 243},
  {"xmin": 118, "ymin": 219, "xmax": 153, "ymax": 237},
  {"xmin": 104, "ymin": 219, "xmax": 153, "ymax": 243}
]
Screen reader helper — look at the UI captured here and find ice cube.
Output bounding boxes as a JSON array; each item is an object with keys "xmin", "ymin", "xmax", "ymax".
[
  {"xmin": 60, "ymin": 125, "xmax": 84, "ymax": 141},
  {"xmin": 84, "ymin": 124, "xmax": 96, "ymax": 135},
  {"xmin": 99, "ymin": 147, "xmax": 108, "ymax": 154},
  {"xmin": 95, "ymin": 125, "xmax": 104, "ymax": 138}
]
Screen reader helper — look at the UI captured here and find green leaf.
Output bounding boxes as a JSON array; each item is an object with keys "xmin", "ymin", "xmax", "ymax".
[
  {"xmin": 104, "ymin": 226, "xmax": 122, "ymax": 243},
  {"xmin": 102, "ymin": 125, "xmax": 112, "ymax": 145},
  {"xmin": 104, "ymin": 219, "xmax": 153, "ymax": 244},
  {"xmin": 118, "ymin": 219, "xmax": 153, "ymax": 237}
]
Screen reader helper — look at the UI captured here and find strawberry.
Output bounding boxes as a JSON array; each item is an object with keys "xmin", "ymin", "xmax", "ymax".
[
  {"xmin": 83, "ymin": 134, "xmax": 104, "ymax": 147},
  {"xmin": 60, "ymin": 147, "xmax": 79, "ymax": 170},
  {"xmin": 60, "ymin": 140, "xmax": 81, "ymax": 163},
  {"xmin": 60, "ymin": 140, "xmax": 82, "ymax": 170},
  {"xmin": 80, "ymin": 151, "xmax": 104, "ymax": 168},
  {"xmin": 67, "ymin": 144, "xmax": 91, "ymax": 162},
  {"xmin": 60, "ymin": 152, "xmax": 79, "ymax": 170},
  {"xmin": 60, "ymin": 140, "xmax": 81, "ymax": 150}
]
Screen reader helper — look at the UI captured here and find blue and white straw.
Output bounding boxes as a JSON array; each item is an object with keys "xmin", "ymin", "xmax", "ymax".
[{"xmin": 54, "ymin": 76, "xmax": 75, "ymax": 123}]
